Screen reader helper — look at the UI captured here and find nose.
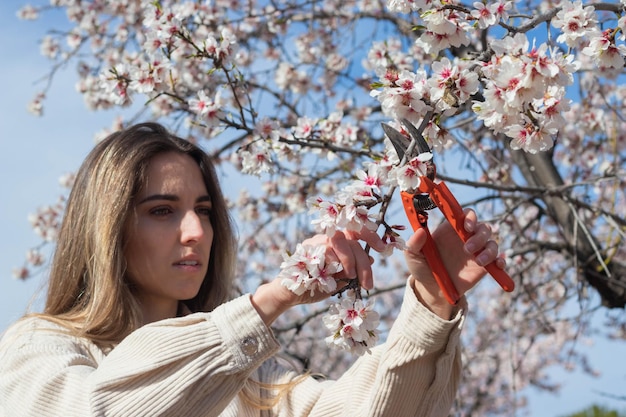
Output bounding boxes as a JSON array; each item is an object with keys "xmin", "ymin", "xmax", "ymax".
[{"xmin": 180, "ymin": 210, "xmax": 205, "ymax": 244}]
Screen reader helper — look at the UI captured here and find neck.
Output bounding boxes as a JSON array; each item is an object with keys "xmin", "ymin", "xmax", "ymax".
[{"xmin": 138, "ymin": 297, "xmax": 179, "ymax": 325}]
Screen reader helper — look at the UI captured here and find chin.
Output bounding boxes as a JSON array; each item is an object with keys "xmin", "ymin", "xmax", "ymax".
[{"xmin": 180, "ymin": 288, "xmax": 203, "ymax": 301}]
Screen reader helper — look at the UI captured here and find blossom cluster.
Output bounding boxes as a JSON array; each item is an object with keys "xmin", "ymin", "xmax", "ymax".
[
  {"xmin": 473, "ymin": 34, "xmax": 579, "ymax": 153},
  {"xmin": 306, "ymin": 134, "xmax": 434, "ymax": 241},
  {"xmin": 278, "ymin": 243, "xmax": 344, "ymax": 296},
  {"xmin": 323, "ymin": 291, "xmax": 380, "ymax": 356},
  {"xmin": 277, "ymin": 243, "xmax": 380, "ymax": 355},
  {"xmin": 370, "ymin": 0, "xmax": 626, "ymax": 155},
  {"xmin": 369, "ymin": 57, "xmax": 480, "ymax": 150},
  {"xmin": 28, "ymin": 198, "xmax": 65, "ymax": 243}
]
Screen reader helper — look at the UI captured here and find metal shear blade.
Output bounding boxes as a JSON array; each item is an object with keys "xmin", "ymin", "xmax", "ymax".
[
  {"xmin": 381, "ymin": 120, "xmax": 436, "ymax": 210},
  {"xmin": 381, "ymin": 119, "xmax": 432, "ymax": 159},
  {"xmin": 380, "ymin": 122, "xmax": 411, "ymax": 160},
  {"xmin": 399, "ymin": 118, "xmax": 432, "ymax": 155}
]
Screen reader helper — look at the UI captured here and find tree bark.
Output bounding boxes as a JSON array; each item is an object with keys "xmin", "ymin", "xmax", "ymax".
[{"xmin": 509, "ymin": 144, "xmax": 626, "ymax": 308}]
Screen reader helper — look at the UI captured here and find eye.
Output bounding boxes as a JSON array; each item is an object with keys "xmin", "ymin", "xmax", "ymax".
[
  {"xmin": 196, "ymin": 205, "xmax": 212, "ymax": 217},
  {"xmin": 150, "ymin": 206, "xmax": 173, "ymax": 216}
]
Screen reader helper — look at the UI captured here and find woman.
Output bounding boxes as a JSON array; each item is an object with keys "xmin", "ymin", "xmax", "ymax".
[{"xmin": 0, "ymin": 122, "xmax": 504, "ymax": 416}]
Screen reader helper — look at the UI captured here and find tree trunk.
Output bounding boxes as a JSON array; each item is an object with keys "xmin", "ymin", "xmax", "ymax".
[{"xmin": 509, "ymin": 145, "xmax": 626, "ymax": 308}]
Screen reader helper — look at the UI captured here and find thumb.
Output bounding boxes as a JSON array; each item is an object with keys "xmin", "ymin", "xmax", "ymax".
[{"xmin": 405, "ymin": 228, "xmax": 428, "ymax": 256}]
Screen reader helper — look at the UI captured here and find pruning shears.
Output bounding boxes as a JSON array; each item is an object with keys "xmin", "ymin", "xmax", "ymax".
[{"xmin": 381, "ymin": 118, "xmax": 515, "ymax": 305}]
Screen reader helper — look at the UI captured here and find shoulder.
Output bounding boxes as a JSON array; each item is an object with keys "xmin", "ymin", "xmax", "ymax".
[
  {"xmin": 1, "ymin": 315, "xmax": 63, "ymax": 345},
  {"xmin": 0, "ymin": 316, "xmax": 104, "ymax": 363}
]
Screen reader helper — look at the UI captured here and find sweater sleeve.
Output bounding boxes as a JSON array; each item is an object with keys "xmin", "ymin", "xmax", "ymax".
[
  {"xmin": 263, "ymin": 280, "xmax": 466, "ymax": 417},
  {"xmin": 0, "ymin": 295, "xmax": 280, "ymax": 417}
]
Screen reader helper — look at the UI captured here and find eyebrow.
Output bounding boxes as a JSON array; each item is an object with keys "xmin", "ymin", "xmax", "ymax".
[{"xmin": 138, "ymin": 194, "xmax": 212, "ymax": 205}]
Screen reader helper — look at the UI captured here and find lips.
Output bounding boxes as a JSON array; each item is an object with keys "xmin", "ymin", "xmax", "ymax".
[
  {"xmin": 175, "ymin": 260, "xmax": 200, "ymax": 266},
  {"xmin": 173, "ymin": 259, "xmax": 204, "ymax": 275},
  {"xmin": 173, "ymin": 255, "xmax": 203, "ymax": 269}
]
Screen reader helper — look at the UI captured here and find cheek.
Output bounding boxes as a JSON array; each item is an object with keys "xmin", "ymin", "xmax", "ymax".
[
  {"xmin": 123, "ymin": 224, "xmax": 161, "ymax": 280},
  {"xmin": 208, "ymin": 222, "xmax": 215, "ymax": 243},
  {"xmin": 124, "ymin": 238, "xmax": 147, "ymax": 281},
  {"xmin": 206, "ymin": 224, "xmax": 215, "ymax": 258}
]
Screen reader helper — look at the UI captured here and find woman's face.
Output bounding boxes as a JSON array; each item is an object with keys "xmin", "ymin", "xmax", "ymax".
[{"xmin": 124, "ymin": 151, "xmax": 214, "ymax": 323}]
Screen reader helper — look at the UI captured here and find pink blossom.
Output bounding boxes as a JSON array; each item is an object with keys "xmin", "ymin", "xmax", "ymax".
[
  {"xmin": 188, "ymin": 90, "xmax": 224, "ymax": 126},
  {"xmin": 27, "ymin": 92, "xmax": 45, "ymax": 116},
  {"xmin": 386, "ymin": 0, "xmax": 430, "ymax": 14},
  {"xmin": 66, "ymin": 30, "xmax": 82, "ymax": 52},
  {"xmin": 336, "ymin": 203, "xmax": 378, "ymax": 233},
  {"xmin": 323, "ymin": 292, "xmax": 380, "ymax": 355},
  {"xmin": 395, "ymin": 164, "xmax": 421, "ymax": 191},
  {"xmin": 240, "ymin": 142, "xmax": 274, "ymax": 176},
  {"xmin": 325, "ymin": 53, "xmax": 348, "ymax": 72},
  {"xmin": 423, "ymin": 8, "xmax": 459, "ymax": 35},
  {"xmin": 471, "ymin": 2, "xmax": 497, "ymax": 29},
  {"xmin": 16, "ymin": 5, "xmax": 38, "ymax": 20},
  {"xmin": 12, "ymin": 267, "xmax": 30, "ymax": 281},
  {"xmin": 26, "ymin": 249, "xmax": 45, "ymax": 267},
  {"xmin": 310, "ymin": 200, "xmax": 341, "ymax": 235},
  {"xmin": 582, "ymin": 29, "xmax": 626, "ymax": 70},
  {"xmin": 355, "ymin": 164, "xmax": 384, "ymax": 191},
  {"xmin": 428, "ymin": 57, "xmax": 479, "ymax": 111},
  {"xmin": 416, "ymin": 8, "xmax": 470, "ymax": 54},
  {"xmin": 293, "ymin": 116, "xmax": 316, "ymax": 139},
  {"xmin": 370, "ymin": 69, "xmax": 431, "ymax": 120},
  {"xmin": 129, "ymin": 66, "xmax": 158, "ymax": 94},
  {"xmin": 40, "ymin": 36, "xmax": 60, "ymax": 59},
  {"xmin": 58, "ymin": 172, "xmax": 76, "ymax": 189},
  {"xmin": 143, "ymin": 32, "xmax": 166, "ymax": 53},
  {"xmin": 506, "ymin": 119, "xmax": 556, "ymax": 153},
  {"xmin": 424, "ymin": 121, "xmax": 453, "ymax": 152},
  {"xmin": 278, "ymin": 243, "xmax": 343, "ymax": 296},
  {"xmin": 552, "ymin": 0, "xmax": 598, "ymax": 48},
  {"xmin": 254, "ymin": 117, "xmax": 280, "ymax": 141},
  {"xmin": 28, "ymin": 201, "xmax": 64, "ymax": 242},
  {"xmin": 381, "ymin": 230, "xmax": 407, "ymax": 256},
  {"xmin": 493, "ymin": 1, "xmax": 512, "ymax": 21}
]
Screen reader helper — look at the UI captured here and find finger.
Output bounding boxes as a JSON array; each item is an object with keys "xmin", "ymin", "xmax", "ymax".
[
  {"xmin": 495, "ymin": 255, "xmax": 506, "ymax": 270},
  {"xmin": 464, "ymin": 222, "xmax": 492, "ymax": 255},
  {"xmin": 463, "ymin": 208, "xmax": 478, "ymax": 233},
  {"xmin": 405, "ymin": 228, "xmax": 428, "ymax": 256},
  {"xmin": 475, "ymin": 239, "xmax": 499, "ymax": 266},
  {"xmin": 301, "ymin": 234, "xmax": 327, "ymax": 247},
  {"xmin": 346, "ymin": 227, "xmax": 387, "ymax": 253},
  {"xmin": 350, "ymin": 240, "xmax": 374, "ymax": 290},
  {"xmin": 329, "ymin": 232, "xmax": 374, "ymax": 289},
  {"xmin": 329, "ymin": 231, "xmax": 357, "ymax": 278}
]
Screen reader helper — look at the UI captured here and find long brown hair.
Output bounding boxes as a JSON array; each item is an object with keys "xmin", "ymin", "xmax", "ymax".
[{"xmin": 41, "ymin": 122, "xmax": 237, "ymax": 345}]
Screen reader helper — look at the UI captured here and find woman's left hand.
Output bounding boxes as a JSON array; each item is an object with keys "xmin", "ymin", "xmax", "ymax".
[{"xmin": 251, "ymin": 228, "xmax": 386, "ymax": 325}]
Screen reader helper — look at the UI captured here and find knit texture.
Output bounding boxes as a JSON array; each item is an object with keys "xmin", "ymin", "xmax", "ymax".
[{"xmin": 0, "ymin": 283, "xmax": 464, "ymax": 417}]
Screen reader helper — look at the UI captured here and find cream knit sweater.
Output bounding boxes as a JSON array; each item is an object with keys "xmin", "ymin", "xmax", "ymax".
[{"xmin": 0, "ymin": 282, "xmax": 464, "ymax": 417}]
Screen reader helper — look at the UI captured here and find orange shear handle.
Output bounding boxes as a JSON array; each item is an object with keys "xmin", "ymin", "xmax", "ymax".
[
  {"xmin": 418, "ymin": 178, "xmax": 516, "ymax": 293},
  {"xmin": 401, "ymin": 191, "xmax": 461, "ymax": 305}
]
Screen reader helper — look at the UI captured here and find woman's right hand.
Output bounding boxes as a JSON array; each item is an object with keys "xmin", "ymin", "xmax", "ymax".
[{"xmin": 404, "ymin": 209, "xmax": 505, "ymax": 319}]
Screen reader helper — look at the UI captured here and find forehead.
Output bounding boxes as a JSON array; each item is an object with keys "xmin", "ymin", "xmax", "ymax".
[{"xmin": 141, "ymin": 151, "xmax": 208, "ymax": 195}]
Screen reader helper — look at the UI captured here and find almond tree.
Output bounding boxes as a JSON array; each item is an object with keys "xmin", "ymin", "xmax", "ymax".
[{"xmin": 15, "ymin": 0, "xmax": 626, "ymax": 415}]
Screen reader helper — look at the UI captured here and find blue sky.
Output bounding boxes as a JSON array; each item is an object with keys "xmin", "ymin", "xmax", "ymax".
[
  {"xmin": 0, "ymin": 2, "xmax": 624, "ymax": 416},
  {"xmin": 0, "ymin": 3, "xmax": 111, "ymax": 326}
]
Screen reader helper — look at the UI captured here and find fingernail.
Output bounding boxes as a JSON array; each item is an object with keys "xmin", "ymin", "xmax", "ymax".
[
  {"xmin": 465, "ymin": 242, "xmax": 477, "ymax": 254},
  {"xmin": 476, "ymin": 254, "xmax": 489, "ymax": 266}
]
